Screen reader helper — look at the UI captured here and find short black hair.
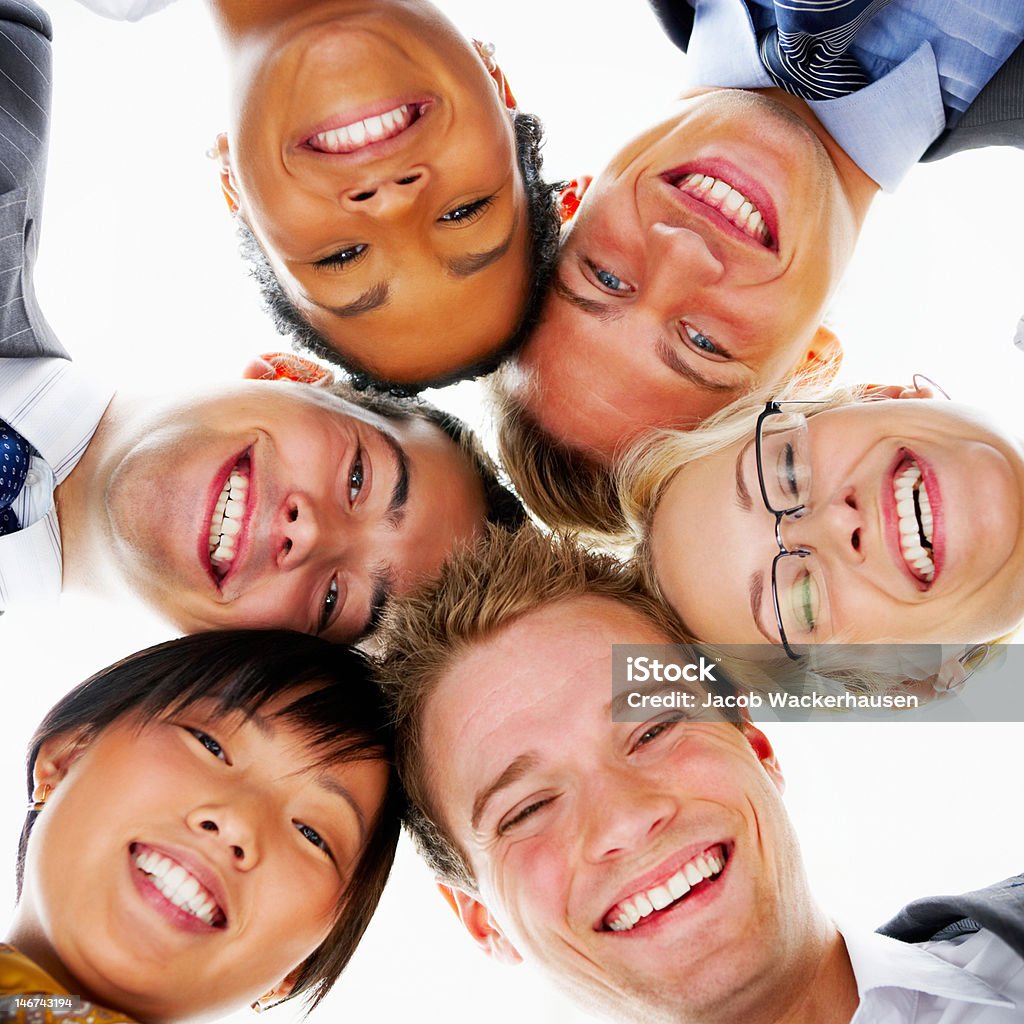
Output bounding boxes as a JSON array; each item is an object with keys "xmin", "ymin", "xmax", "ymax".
[
  {"xmin": 17, "ymin": 630, "xmax": 403, "ymax": 1012},
  {"xmin": 238, "ymin": 112, "xmax": 563, "ymax": 395}
]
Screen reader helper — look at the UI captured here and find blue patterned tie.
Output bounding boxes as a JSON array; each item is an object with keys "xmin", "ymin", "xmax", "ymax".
[
  {"xmin": 758, "ymin": 0, "xmax": 892, "ymax": 101},
  {"xmin": 0, "ymin": 418, "xmax": 30, "ymax": 536}
]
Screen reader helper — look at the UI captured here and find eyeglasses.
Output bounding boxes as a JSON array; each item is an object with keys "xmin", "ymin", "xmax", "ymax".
[{"xmin": 753, "ymin": 401, "xmax": 831, "ymax": 659}]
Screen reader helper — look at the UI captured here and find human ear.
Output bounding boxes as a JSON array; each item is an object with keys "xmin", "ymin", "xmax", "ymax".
[
  {"xmin": 33, "ymin": 731, "xmax": 92, "ymax": 798},
  {"xmin": 240, "ymin": 352, "xmax": 332, "ymax": 386},
  {"xmin": 740, "ymin": 724, "xmax": 785, "ymax": 794},
  {"xmin": 251, "ymin": 965, "xmax": 303, "ymax": 1013},
  {"xmin": 212, "ymin": 132, "xmax": 240, "ymax": 216},
  {"xmin": 797, "ymin": 325, "xmax": 843, "ymax": 384},
  {"xmin": 557, "ymin": 176, "xmax": 594, "ymax": 225},
  {"xmin": 471, "ymin": 40, "xmax": 517, "ymax": 110},
  {"xmin": 436, "ymin": 882, "xmax": 523, "ymax": 965}
]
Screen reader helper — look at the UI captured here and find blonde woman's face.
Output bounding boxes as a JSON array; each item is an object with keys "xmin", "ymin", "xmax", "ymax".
[{"xmin": 651, "ymin": 400, "xmax": 1024, "ymax": 648}]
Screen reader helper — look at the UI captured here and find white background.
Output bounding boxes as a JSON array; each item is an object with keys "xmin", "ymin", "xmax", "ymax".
[{"xmin": 2, "ymin": 2, "xmax": 1023, "ymax": 1021}]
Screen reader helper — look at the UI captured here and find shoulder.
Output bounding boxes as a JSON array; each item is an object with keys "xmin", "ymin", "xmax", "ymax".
[{"xmin": 0, "ymin": 0, "xmax": 51, "ymax": 40}]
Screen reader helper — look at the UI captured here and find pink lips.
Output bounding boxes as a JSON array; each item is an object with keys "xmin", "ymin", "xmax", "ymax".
[
  {"xmin": 882, "ymin": 448, "xmax": 945, "ymax": 590},
  {"xmin": 129, "ymin": 842, "xmax": 229, "ymax": 934},
  {"xmin": 661, "ymin": 158, "xmax": 780, "ymax": 252},
  {"xmin": 203, "ymin": 449, "xmax": 253, "ymax": 589},
  {"xmin": 298, "ymin": 97, "xmax": 433, "ymax": 157}
]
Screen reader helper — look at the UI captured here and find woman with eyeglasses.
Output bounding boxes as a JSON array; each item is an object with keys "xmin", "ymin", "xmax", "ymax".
[{"xmin": 620, "ymin": 382, "xmax": 1024, "ymax": 664}]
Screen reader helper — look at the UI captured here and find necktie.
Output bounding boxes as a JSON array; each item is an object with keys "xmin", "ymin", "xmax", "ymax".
[
  {"xmin": 0, "ymin": 418, "xmax": 30, "ymax": 536},
  {"xmin": 757, "ymin": 0, "xmax": 892, "ymax": 101}
]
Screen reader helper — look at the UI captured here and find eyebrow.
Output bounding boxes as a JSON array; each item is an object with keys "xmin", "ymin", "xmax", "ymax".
[
  {"xmin": 377, "ymin": 429, "xmax": 410, "ymax": 530},
  {"xmin": 735, "ymin": 437, "xmax": 755, "ymax": 512},
  {"xmin": 655, "ymin": 337, "xmax": 738, "ymax": 394},
  {"xmin": 364, "ymin": 564, "xmax": 397, "ymax": 637},
  {"xmin": 443, "ymin": 210, "xmax": 519, "ymax": 278},
  {"xmin": 748, "ymin": 571, "xmax": 777, "ymax": 644},
  {"xmin": 471, "ymin": 753, "xmax": 540, "ymax": 831},
  {"xmin": 312, "ymin": 281, "xmax": 391, "ymax": 320},
  {"xmin": 316, "ymin": 774, "xmax": 368, "ymax": 843},
  {"xmin": 552, "ymin": 273, "xmax": 623, "ymax": 320}
]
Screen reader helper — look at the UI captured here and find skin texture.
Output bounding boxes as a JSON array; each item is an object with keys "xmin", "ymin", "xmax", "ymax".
[
  {"xmin": 213, "ymin": 0, "xmax": 529, "ymax": 383},
  {"xmin": 514, "ymin": 87, "xmax": 877, "ymax": 461},
  {"xmin": 56, "ymin": 380, "xmax": 487, "ymax": 641},
  {"xmin": 421, "ymin": 597, "xmax": 855, "ymax": 1024},
  {"xmin": 651, "ymin": 400, "xmax": 1024, "ymax": 647},
  {"xmin": 9, "ymin": 698, "xmax": 387, "ymax": 1023}
]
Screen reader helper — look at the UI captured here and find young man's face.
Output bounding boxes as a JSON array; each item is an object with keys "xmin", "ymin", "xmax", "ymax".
[
  {"xmin": 82, "ymin": 381, "xmax": 486, "ymax": 640},
  {"xmin": 223, "ymin": 0, "xmax": 530, "ymax": 385},
  {"xmin": 421, "ymin": 596, "xmax": 814, "ymax": 1022},
  {"xmin": 516, "ymin": 88, "xmax": 866, "ymax": 460}
]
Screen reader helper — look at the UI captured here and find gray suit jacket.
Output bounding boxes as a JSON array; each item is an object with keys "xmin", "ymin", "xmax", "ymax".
[
  {"xmin": 646, "ymin": 2, "xmax": 1024, "ymax": 160},
  {"xmin": 0, "ymin": 0, "xmax": 65, "ymax": 359},
  {"xmin": 879, "ymin": 873, "xmax": 1024, "ymax": 960}
]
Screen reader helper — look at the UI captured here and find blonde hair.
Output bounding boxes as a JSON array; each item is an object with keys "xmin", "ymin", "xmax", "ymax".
[{"xmin": 373, "ymin": 523, "xmax": 691, "ymax": 888}]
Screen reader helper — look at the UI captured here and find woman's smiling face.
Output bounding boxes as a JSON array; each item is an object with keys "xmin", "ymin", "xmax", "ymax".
[
  {"xmin": 650, "ymin": 400, "xmax": 1024, "ymax": 648},
  {"xmin": 223, "ymin": 0, "xmax": 529, "ymax": 384},
  {"xmin": 19, "ymin": 696, "xmax": 387, "ymax": 1022}
]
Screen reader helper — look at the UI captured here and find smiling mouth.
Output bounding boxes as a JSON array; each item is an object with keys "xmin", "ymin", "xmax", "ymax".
[
  {"xmin": 603, "ymin": 844, "xmax": 728, "ymax": 933},
  {"xmin": 665, "ymin": 172, "xmax": 774, "ymax": 248},
  {"xmin": 306, "ymin": 102, "xmax": 424, "ymax": 154},
  {"xmin": 209, "ymin": 452, "xmax": 251, "ymax": 580},
  {"xmin": 131, "ymin": 844, "xmax": 226, "ymax": 928},
  {"xmin": 894, "ymin": 454, "xmax": 935, "ymax": 584}
]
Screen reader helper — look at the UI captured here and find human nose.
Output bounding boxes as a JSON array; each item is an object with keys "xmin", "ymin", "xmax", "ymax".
[
  {"xmin": 340, "ymin": 167, "xmax": 430, "ymax": 213},
  {"xmin": 582, "ymin": 771, "xmax": 676, "ymax": 863},
  {"xmin": 276, "ymin": 492, "xmax": 335, "ymax": 569},
  {"xmin": 644, "ymin": 221, "xmax": 725, "ymax": 301},
  {"xmin": 187, "ymin": 803, "xmax": 261, "ymax": 869},
  {"xmin": 778, "ymin": 491, "xmax": 864, "ymax": 565}
]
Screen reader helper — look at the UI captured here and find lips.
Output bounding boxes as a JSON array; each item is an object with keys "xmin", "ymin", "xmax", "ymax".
[
  {"xmin": 303, "ymin": 100, "xmax": 429, "ymax": 155},
  {"xmin": 662, "ymin": 161, "xmax": 780, "ymax": 251},
  {"xmin": 208, "ymin": 451, "xmax": 252, "ymax": 583},
  {"xmin": 600, "ymin": 843, "xmax": 730, "ymax": 933},
  {"xmin": 130, "ymin": 842, "xmax": 227, "ymax": 930}
]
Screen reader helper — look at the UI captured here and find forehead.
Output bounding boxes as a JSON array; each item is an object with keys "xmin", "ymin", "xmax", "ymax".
[{"xmin": 423, "ymin": 597, "xmax": 672, "ymax": 768}]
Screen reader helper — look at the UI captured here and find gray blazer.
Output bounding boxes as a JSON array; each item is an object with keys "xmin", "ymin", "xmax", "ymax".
[
  {"xmin": 0, "ymin": 0, "xmax": 65, "ymax": 360},
  {"xmin": 879, "ymin": 874, "xmax": 1024, "ymax": 960},
  {"xmin": 646, "ymin": 2, "xmax": 1024, "ymax": 159}
]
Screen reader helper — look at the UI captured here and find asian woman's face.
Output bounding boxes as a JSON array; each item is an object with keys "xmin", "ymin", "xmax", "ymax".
[
  {"xmin": 20, "ymin": 697, "xmax": 387, "ymax": 1022},
  {"xmin": 650, "ymin": 400, "xmax": 1024, "ymax": 649}
]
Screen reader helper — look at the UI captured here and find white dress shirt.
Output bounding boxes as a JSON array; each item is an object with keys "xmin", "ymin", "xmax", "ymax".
[
  {"xmin": 844, "ymin": 927, "xmax": 1022, "ymax": 1022},
  {"xmin": 0, "ymin": 358, "xmax": 112, "ymax": 610}
]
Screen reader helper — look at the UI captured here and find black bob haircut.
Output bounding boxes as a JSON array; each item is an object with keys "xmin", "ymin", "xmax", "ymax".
[{"xmin": 17, "ymin": 629, "xmax": 402, "ymax": 1012}]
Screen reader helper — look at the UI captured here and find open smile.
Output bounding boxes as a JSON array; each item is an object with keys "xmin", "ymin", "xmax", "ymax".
[
  {"xmin": 600, "ymin": 843, "xmax": 730, "ymax": 933},
  {"xmin": 302, "ymin": 99, "xmax": 431, "ymax": 155},
  {"xmin": 886, "ymin": 449, "xmax": 944, "ymax": 589},
  {"xmin": 130, "ymin": 842, "xmax": 227, "ymax": 931},
  {"xmin": 207, "ymin": 450, "xmax": 253, "ymax": 584},
  {"xmin": 662, "ymin": 161, "xmax": 779, "ymax": 251}
]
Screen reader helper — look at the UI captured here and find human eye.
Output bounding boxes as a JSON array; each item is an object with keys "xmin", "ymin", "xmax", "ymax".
[
  {"xmin": 314, "ymin": 243, "xmax": 368, "ymax": 272},
  {"xmin": 631, "ymin": 715, "xmax": 683, "ymax": 752},
  {"xmin": 497, "ymin": 796, "xmax": 556, "ymax": 836},
  {"xmin": 439, "ymin": 195, "xmax": 495, "ymax": 225},
  {"xmin": 185, "ymin": 727, "xmax": 227, "ymax": 762},
  {"xmin": 584, "ymin": 258, "xmax": 635, "ymax": 295},
  {"xmin": 777, "ymin": 442, "xmax": 800, "ymax": 500},
  {"xmin": 294, "ymin": 821, "xmax": 333, "ymax": 858},
  {"xmin": 680, "ymin": 322, "xmax": 727, "ymax": 359},
  {"xmin": 348, "ymin": 447, "xmax": 364, "ymax": 504},
  {"xmin": 788, "ymin": 565, "xmax": 821, "ymax": 633},
  {"xmin": 319, "ymin": 578, "xmax": 340, "ymax": 633}
]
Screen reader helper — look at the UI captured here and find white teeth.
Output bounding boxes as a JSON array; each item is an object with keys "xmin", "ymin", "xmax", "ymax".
[
  {"xmin": 132, "ymin": 848, "xmax": 222, "ymax": 927},
  {"xmin": 309, "ymin": 103, "xmax": 414, "ymax": 153},
  {"xmin": 604, "ymin": 846, "xmax": 726, "ymax": 933},
  {"xmin": 676, "ymin": 174, "xmax": 773, "ymax": 247},
  {"xmin": 892, "ymin": 459, "xmax": 935, "ymax": 582},
  {"xmin": 209, "ymin": 458, "xmax": 251, "ymax": 577}
]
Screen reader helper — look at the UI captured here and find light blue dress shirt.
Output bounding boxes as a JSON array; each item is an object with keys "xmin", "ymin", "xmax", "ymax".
[{"xmin": 685, "ymin": 0, "xmax": 1024, "ymax": 189}]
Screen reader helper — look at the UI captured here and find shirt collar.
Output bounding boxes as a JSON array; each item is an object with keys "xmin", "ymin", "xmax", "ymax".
[
  {"xmin": 685, "ymin": 0, "xmax": 945, "ymax": 191},
  {"xmin": 841, "ymin": 926, "xmax": 1014, "ymax": 1008}
]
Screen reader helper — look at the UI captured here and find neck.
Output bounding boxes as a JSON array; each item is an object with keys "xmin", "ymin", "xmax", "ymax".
[{"xmin": 6, "ymin": 911, "xmax": 87, "ymax": 1002}]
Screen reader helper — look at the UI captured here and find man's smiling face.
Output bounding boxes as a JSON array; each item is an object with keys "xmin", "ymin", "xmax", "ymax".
[
  {"xmin": 92, "ymin": 381, "xmax": 486, "ymax": 640},
  {"xmin": 517, "ymin": 88, "xmax": 867, "ymax": 460},
  {"xmin": 421, "ymin": 596, "xmax": 815, "ymax": 1022}
]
